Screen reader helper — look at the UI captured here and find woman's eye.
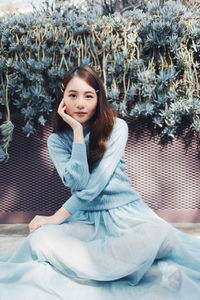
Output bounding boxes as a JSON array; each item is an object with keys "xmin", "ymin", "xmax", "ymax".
[
  {"xmin": 69, "ymin": 94, "xmax": 76, "ymax": 98},
  {"xmin": 68, "ymin": 94, "xmax": 93, "ymax": 99}
]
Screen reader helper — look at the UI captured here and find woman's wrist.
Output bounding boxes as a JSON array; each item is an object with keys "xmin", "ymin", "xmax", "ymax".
[
  {"xmin": 52, "ymin": 207, "xmax": 72, "ymax": 224},
  {"xmin": 73, "ymin": 126, "xmax": 84, "ymax": 144}
]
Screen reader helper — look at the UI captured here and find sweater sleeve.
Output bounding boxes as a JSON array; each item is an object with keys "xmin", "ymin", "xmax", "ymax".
[
  {"xmin": 62, "ymin": 119, "xmax": 128, "ymax": 214},
  {"xmin": 47, "ymin": 133, "xmax": 90, "ymax": 190}
]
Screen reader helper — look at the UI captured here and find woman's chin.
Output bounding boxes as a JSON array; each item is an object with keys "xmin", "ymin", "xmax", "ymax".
[{"xmin": 74, "ymin": 118, "xmax": 87, "ymax": 128}]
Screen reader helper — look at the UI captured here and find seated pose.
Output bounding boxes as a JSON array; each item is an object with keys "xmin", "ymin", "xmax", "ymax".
[{"xmin": 0, "ymin": 65, "xmax": 200, "ymax": 300}]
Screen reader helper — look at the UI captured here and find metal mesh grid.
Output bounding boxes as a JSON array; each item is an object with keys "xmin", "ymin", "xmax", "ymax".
[
  {"xmin": 125, "ymin": 117, "xmax": 200, "ymax": 210},
  {"xmin": 0, "ymin": 114, "xmax": 68, "ymax": 212},
  {"xmin": 0, "ymin": 113, "xmax": 200, "ymax": 222}
]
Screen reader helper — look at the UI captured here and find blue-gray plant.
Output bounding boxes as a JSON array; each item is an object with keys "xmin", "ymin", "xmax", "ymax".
[{"xmin": 0, "ymin": 0, "xmax": 200, "ymax": 162}]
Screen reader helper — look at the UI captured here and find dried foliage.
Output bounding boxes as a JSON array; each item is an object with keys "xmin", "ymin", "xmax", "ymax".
[{"xmin": 0, "ymin": 0, "xmax": 200, "ymax": 161}]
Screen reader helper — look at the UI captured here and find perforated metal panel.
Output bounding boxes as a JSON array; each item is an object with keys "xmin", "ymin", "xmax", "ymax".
[
  {"xmin": 125, "ymin": 117, "xmax": 200, "ymax": 222},
  {"xmin": 0, "ymin": 112, "xmax": 68, "ymax": 223},
  {"xmin": 0, "ymin": 113, "xmax": 200, "ymax": 223}
]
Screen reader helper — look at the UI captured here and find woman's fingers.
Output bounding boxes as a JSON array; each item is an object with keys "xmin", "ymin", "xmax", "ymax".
[
  {"xmin": 29, "ymin": 224, "xmax": 39, "ymax": 234},
  {"xmin": 57, "ymin": 99, "xmax": 83, "ymax": 130},
  {"xmin": 57, "ymin": 99, "xmax": 63, "ymax": 111},
  {"xmin": 57, "ymin": 99, "xmax": 65, "ymax": 116},
  {"xmin": 28, "ymin": 215, "xmax": 43, "ymax": 233}
]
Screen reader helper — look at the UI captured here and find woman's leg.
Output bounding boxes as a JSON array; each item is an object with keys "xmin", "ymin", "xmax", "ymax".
[{"xmin": 28, "ymin": 221, "xmax": 176, "ymax": 284}]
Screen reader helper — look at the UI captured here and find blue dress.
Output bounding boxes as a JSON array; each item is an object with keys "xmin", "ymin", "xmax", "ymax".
[
  {"xmin": 0, "ymin": 118, "xmax": 200, "ymax": 299},
  {"xmin": 0, "ymin": 200, "xmax": 200, "ymax": 299}
]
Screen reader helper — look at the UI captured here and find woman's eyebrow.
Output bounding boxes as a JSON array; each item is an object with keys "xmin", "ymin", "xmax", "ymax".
[{"xmin": 68, "ymin": 90, "xmax": 95, "ymax": 94}]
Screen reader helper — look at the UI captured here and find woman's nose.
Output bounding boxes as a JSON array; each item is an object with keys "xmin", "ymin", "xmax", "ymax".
[{"xmin": 76, "ymin": 98, "xmax": 85, "ymax": 107}]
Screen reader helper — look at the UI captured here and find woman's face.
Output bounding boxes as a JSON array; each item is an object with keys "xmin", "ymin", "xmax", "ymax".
[{"xmin": 63, "ymin": 76, "xmax": 98, "ymax": 128}]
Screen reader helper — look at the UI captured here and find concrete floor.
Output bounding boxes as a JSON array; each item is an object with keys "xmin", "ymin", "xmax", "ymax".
[
  {"xmin": 0, "ymin": 223, "xmax": 200, "ymax": 256},
  {"xmin": 0, "ymin": 224, "xmax": 29, "ymax": 256}
]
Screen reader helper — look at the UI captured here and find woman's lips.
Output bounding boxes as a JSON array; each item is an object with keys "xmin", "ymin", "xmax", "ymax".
[{"xmin": 75, "ymin": 112, "xmax": 87, "ymax": 115}]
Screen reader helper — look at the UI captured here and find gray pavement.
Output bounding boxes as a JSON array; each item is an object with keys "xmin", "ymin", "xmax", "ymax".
[
  {"xmin": 0, "ymin": 224, "xmax": 29, "ymax": 256},
  {"xmin": 0, "ymin": 223, "xmax": 200, "ymax": 256}
]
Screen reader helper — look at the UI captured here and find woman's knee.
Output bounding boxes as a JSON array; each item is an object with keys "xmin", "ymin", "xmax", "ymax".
[{"xmin": 28, "ymin": 224, "xmax": 55, "ymax": 260}]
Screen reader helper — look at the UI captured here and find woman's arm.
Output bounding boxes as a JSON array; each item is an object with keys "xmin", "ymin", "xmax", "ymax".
[
  {"xmin": 73, "ymin": 126, "xmax": 85, "ymax": 144},
  {"xmin": 47, "ymin": 98, "xmax": 90, "ymax": 190},
  {"xmin": 28, "ymin": 127, "xmax": 87, "ymax": 233},
  {"xmin": 47, "ymin": 130, "xmax": 90, "ymax": 191},
  {"xmin": 28, "ymin": 102, "xmax": 90, "ymax": 233},
  {"xmin": 62, "ymin": 119, "xmax": 128, "ymax": 215},
  {"xmin": 28, "ymin": 206, "xmax": 72, "ymax": 233}
]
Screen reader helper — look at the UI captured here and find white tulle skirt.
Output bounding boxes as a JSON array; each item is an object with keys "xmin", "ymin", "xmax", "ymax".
[{"xmin": 0, "ymin": 198, "xmax": 200, "ymax": 300}]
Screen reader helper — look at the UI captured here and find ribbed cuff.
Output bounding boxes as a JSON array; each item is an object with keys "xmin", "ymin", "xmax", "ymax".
[
  {"xmin": 71, "ymin": 142, "xmax": 87, "ymax": 161},
  {"xmin": 62, "ymin": 194, "xmax": 84, "ymax": 215}
]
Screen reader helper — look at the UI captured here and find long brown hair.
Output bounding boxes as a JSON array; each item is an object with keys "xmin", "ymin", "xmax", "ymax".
[{"xmin": 51, "ymin": 65, "xmax": 118, "ymax": 172}]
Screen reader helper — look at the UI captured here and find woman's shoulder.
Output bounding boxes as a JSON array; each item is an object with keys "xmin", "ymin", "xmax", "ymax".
[
  {"xmin": 115, "ymin": 117, "xmax": 127, "ymax": 125},
  {"xmin": 114, "ymin": 117, "xmax": 128, "ymax": 130},
  {"xmin": 108, "ymin": 117, "xmax": 128, "ymax": 142}
]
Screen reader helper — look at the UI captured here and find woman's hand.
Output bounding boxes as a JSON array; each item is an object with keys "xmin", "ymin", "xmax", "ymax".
[
  {"xmin": 28, "ymin": 215, "xmax": 58, "ymax": 234},
  {"xmin": 57, "ymin": 99, "xmax": 83, "ymax": 131},
  {"xmin": 28, "ymin": 207, "xmax": 72, "ymax": 234}
]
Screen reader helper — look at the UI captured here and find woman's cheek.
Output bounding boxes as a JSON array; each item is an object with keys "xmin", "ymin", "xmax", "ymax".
[{"xmin": 64, "ymin": 103, "xmax": 71, "ymax": 115}]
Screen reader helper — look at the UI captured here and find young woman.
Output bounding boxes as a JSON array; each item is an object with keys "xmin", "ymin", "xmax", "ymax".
[{"xmin": 0, "ymin": 65, "xmax": 200, "ymax": 299}]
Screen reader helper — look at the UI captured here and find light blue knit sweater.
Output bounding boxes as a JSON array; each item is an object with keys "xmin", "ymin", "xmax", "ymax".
[{"xmin": 47, "ymin": 117, "xmax": 141, "ymax": 215}]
